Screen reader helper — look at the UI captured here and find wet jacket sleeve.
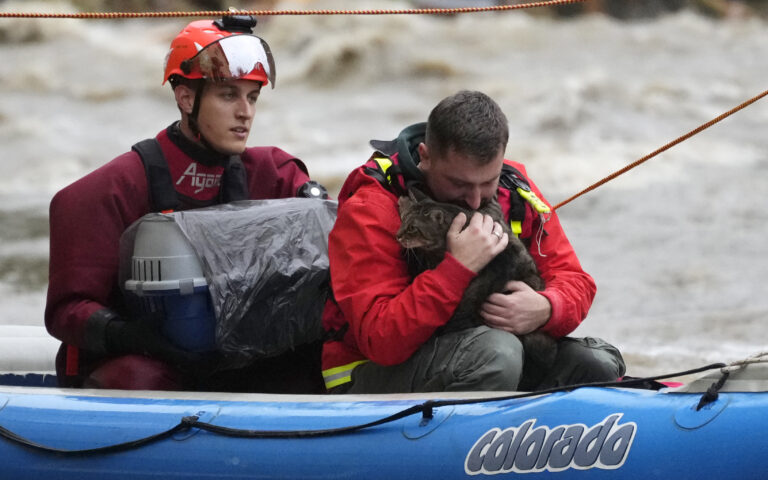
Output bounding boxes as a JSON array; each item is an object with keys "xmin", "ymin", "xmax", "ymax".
[
  {"xmin": 44, "ymin": 153, "xmax": 149, "ymax": 353},
  {"xmin": 328, "ymin": 187, "xmax": 477, "ymax": 366},
  {"xmin": 519, "ymin": 170, "xmax": 596, "ymax": 339}
]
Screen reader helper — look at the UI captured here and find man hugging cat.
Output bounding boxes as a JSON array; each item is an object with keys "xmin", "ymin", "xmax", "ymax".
[{"xmin": 320, "ymin": 90, "xmax": 624, "ymax": 393}]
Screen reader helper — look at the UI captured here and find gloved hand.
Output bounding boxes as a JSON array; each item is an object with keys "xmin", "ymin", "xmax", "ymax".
[{"xmin": 104, "ymin": 316, "xmax": 205, "ymax": 367}]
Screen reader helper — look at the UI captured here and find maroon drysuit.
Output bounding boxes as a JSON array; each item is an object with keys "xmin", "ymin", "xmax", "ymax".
[{"xmin": 45, "ymin": 123, "xmax": 320, "ymax": 391}]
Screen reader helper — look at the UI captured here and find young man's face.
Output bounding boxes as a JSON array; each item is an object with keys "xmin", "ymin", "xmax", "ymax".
[
  {"xmin": 418, "ymin": 143, "xmax": 504, "ymax": 210},
  {"xmin": 195, "ymin": 79, "xmax": 262, "ymax": 155}
]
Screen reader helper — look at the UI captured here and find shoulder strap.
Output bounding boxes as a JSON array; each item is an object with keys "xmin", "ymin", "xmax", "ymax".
[
  {"xmin": 499, "ymin": 163, "xmax": 551, "ymax": 237},
  {"xmin": 132, "ymin": 138, "xmax": 179, "ymax": 213},
  {"xmin": 363, "ymin": 155, "xmax": 408, "ymax": 196},
  {"xmin": 133, "ymin": 140, "xmax": 251, "ymax": 212},
  {"xmin": 365, "ymin": 123, "xmax": 427, "ymax": 196},
  {"xmin": 500, "ymin": 164, "xmax": 551, "ymax": 215},
  {"xmin": 499, "ymin": 164, "xmax": 529, "ymax": 228}
]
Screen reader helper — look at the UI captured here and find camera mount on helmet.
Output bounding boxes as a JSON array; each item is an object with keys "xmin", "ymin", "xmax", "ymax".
[{"xmin": 214, "ymin": 15, "xmax": 258, "ymax": 34}]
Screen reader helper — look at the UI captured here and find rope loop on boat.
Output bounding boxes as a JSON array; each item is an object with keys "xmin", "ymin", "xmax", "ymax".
[
  {"xmin": 0, "ymin": 415, "xmax": 194, "ymax": 455},
  {"xmin": 694, "ymin": 352, "xmax": 768, "ymax": 410},
  {"xmin": 0, "ymin": 1, "xmax": 587, "ymax": 19},
  {"xmin": 695, "ymin": 370, "xmax": 730, "ymax": 411}
]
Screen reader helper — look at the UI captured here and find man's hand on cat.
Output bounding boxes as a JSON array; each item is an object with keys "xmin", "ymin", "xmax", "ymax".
[
  {"xmin": 480, "ymin": 280, "xmax": 551, "ymax": 334},
  {"xmin": 447, "ymin": 211, "xmax": 508, "ymax": 273}
]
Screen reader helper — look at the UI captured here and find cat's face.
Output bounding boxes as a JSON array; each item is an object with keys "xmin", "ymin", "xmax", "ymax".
[
  {"xmin": 396, "ymin": 188, "xmax": 506, "ymax": 254},
  {"xmin": 396, "ymin": 191, "xmax": 462, "ymax": 251}
]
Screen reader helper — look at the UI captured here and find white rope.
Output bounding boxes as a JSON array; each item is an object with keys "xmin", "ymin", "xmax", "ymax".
[{"xmin": 722, "ymin": 351, "xmax": 768, "ymax": 373}]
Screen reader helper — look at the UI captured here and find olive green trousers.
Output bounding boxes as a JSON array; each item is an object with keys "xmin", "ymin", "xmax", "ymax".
[{"xmin": 339, "ymin": 326, "xmax": 625, "ymax": 394}]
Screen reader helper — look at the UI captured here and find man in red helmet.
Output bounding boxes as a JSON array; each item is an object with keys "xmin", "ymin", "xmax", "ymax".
[{"xmin": 45, "ymin": 16, "xmax": 327, "ymax": 392}]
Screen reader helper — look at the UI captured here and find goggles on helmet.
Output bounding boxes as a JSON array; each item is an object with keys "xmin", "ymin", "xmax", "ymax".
[{"xmin": 180, "ymin": 34, "xmax": 275, "ymax": 87}]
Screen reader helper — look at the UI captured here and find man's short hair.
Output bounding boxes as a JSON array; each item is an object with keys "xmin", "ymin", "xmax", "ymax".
[{"xmin": 425, "ymin": 90, "xmax": 509, "ymax": 164}]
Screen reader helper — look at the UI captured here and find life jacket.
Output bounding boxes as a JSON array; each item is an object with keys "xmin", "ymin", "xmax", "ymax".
[
  {"xmin": 131, "ymin": 138, "xmax": 250, "ymax": 213},
  {"xmin": 362, "ymin": 122, "xmax": 551, "ymax": 241}
]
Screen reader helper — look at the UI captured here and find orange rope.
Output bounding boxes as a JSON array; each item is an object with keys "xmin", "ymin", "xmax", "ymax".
[
  {"xmin": 0, "ymin": 0, "xmax": 587, "ymax": 19},
  {"xmin": 5, "ymin": 0, "xmax": 761, "ymax": 214},
  {"xmin": 553, "ymin": 87, "xmax": 768, "ymax": 211}
]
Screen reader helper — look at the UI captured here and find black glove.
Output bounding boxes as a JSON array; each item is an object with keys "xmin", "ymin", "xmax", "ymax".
[{"xmin": 104, "ymin": 316, "xmax": 204, "ymax": 367}]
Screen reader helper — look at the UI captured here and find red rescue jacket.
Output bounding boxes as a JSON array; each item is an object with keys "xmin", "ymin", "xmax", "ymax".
[{"xmin": 321, "ymin": 132, "xmax": 595, "ymax": 390}]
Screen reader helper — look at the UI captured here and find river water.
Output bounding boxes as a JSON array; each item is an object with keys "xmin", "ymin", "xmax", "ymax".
[{"xmin": 1, "ymin": 0, "xmax": 767, "ymax": 377}]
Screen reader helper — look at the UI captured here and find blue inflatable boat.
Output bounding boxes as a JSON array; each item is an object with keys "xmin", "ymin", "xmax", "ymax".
[{"xmin": 1, "ymin": 357, "xmax": 766, "ymax": 479}]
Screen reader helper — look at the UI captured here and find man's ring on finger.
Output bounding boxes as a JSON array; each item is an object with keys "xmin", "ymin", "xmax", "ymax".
[{"xmin": 492, "ymin": 225, "xmax": 503, "ymax": 238}]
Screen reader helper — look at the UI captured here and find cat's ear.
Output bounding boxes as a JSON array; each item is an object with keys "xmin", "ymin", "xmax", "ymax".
[
  {"xmin": 409, "ymin": 187, "xmax": 428, "ymax": 202},
  {"xmin": 398, "ymin": 194, "xmax": 413, "ymax": 211}
]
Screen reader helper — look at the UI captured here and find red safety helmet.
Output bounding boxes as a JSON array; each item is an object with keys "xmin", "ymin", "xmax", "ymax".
[{"xmin": 163, "ymin": 18, "xmax": 275, "ymax": 87}]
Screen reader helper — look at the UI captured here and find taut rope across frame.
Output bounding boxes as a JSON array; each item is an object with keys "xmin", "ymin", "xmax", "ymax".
[{"xmin": 0, "ymin": 0, "xmax": 588, "ymax": 19}]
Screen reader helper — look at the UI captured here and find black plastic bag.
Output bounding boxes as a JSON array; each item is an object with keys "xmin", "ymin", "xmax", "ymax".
[{"xmin": 121, "ymin": 198, "xmax": 337, "ymax": 367}]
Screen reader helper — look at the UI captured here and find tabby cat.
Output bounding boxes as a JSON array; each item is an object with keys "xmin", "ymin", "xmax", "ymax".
[{"xmin": 396, "ymin": 188, "xmax": 557, "ymax": 369}]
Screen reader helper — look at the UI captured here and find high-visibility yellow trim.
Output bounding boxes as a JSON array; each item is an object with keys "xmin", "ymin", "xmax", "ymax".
[
  {"xmin": 325, "ymin": 376, "xmax": 352, "ymax": 390},
  {"xmin": 372, "ymin": 156, "xmax": 394, "ymax": 185},
  {"xmin": 322, "ymin": 360, "xmax": 369, "ymax": 389},
  {"xmin": 517, "ymin": 187, "xmax": 551, "ymax": 214},
  {"xmin": 510, "ymin": 220, "xmax": 522, "ymax": 237},
  {"xmin": 373, "ymin": 156, "xmax": 393, "ymax": 172},
  {"xmin": 322, "ymin": 360, "xmax": 368, "ymax": 377}
]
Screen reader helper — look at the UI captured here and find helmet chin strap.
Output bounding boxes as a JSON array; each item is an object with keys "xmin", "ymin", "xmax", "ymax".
[{"xmin": 187, "ymin": 81, "xmax": 219, "ymax": 153}]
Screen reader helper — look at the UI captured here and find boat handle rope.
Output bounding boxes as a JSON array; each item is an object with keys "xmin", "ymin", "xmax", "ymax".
[
  {"xmin": 0, "ymin": 361, "xmax": 726, "ymax": 456},
  {"xmin": 695, "ymin": 370, "xmax": 730, "ymax": 411},
  {"xmin": 0, "ymin": 417, "xmax": 193, "ymax": 456},
  {"xmin": 0, "ymin": 0, "xmax": 587, "ymax": 19},
  {"xmin": 695, "ymin": 350, "xmax": 768, "ymax": 411}
]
